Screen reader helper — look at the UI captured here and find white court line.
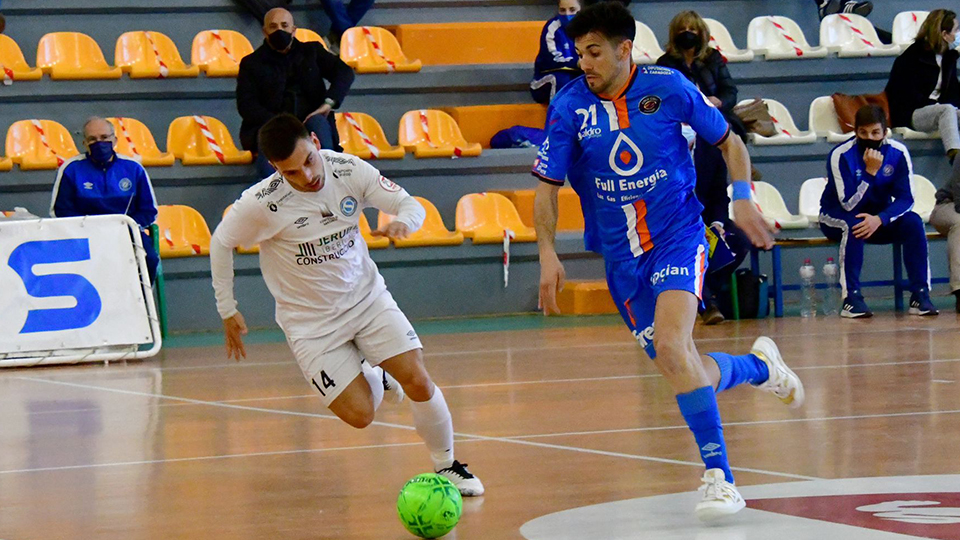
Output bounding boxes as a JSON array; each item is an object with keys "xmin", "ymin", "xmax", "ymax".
[
  {"xmin": 502, "ymin": 408, "xmax": 960, "ymax": 440},
  {"xmin": 13, "ymin": 376, "xmax": 818, "ymax": 482}
]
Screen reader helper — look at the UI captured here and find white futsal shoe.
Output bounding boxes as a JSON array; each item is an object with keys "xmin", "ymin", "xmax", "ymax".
[
  {"xmin": 695, "ymin": 468, "xmax": 746, "ymax": 522},
  {"xmin": 750, "ymin": 336, "xmax": 805, "ymax": 409},
  {"xmin": 436, "ymin": 461, "xmax": 485, "ymax": 496},
  {"xmin": 381, "ymin": 369, "xmax": 405, "ymax": 405}
]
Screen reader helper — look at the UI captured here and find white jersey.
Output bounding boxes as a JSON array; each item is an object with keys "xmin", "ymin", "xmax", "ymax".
[{"xmin": 210, "ymin": 150, "xmax": 425, "ymax": 340}]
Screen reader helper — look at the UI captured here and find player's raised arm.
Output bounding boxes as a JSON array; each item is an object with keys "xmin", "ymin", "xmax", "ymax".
[
  {"xmin": 210, "ymin": 197, "xmax": 268, "ymax": 360},
  {"xmin": 534, "ymin": 181, "xmax": 565, "ymax": 315}
]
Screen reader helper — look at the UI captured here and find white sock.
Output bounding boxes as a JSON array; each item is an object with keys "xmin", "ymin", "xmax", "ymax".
[
  {"xmin": 360, "ymin": 362, "xmax": 384, "ymax": 412},
  {"xmin": 410, "ymin": 386, "xmax": 455, "ymax": 470}
]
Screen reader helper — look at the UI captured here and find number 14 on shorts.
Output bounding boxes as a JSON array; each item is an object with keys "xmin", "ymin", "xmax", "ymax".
[{"xmin": 312, "ymin": 370, "xmax": 336, "ymax": 396}]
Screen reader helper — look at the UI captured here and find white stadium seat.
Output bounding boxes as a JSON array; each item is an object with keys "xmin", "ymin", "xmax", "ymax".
[
  {"xmin": 705, "ymin": 18, "xmax": 754, "ymax": 63},
  {"xmin": 820, "ymin": 14, "xmax": 900, "ymax": 57},
  {"xmin": 632, "ymin": 21, "xmax": 664, "ymax": 65},
  {"xmin": 892, "ymin": 11, "xmax": 928, "ymax": 47},
  {"xmin": 808, "ymin": 96, "xmax": 855, "ymax": 143},
  {"xmin": 799, "ymin": 177, "xmax": 828, "ymax": 223},
  {"xmin": 911, "ymin": 174, "xmax": 937, "ymax": 223},
  {"xmin": 748, "ymin": 16, "xmax": 828, "ymax": 60},
  {"xmin": 893, "ymin": 126, "xmax": 941, "ymax": 140},
  {"xmin": 726, "ymin": 182, "xmax": 810, "ymax": 230},
  {"xmin": 739, "ymin": 98, "xmax": 817, "ymax": 145}
]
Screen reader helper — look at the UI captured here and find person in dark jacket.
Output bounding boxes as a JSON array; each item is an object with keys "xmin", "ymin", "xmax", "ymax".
[
  {"xmin": 657, "ymin": 10, "xmax": 748, "ymax": 325},
  {"xmin": 237, "ymin": 7, "xmax": 355, "ymax": 178},
  {"xmin": 531, "ymin": 0, "xmax": 582, "ymax": 104},
  {"xmin": 50, "ymin": 117, "xmax": 159, "ymax": 282},
  {"xmin": 885, "ymin": 9, "xmax": 960, "ymax": 162},
  {"xmin": 930, "ymin": 158, "xmax": 960, "ymax": 312},
  {"xmin": 820, "ymin": 105, "xmax": 937, "ymax": 318}
]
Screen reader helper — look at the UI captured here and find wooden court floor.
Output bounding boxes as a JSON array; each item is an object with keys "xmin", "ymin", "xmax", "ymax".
[{"xmin": 0, "ymin": 312, "xmax": 958, "ymax": 539}]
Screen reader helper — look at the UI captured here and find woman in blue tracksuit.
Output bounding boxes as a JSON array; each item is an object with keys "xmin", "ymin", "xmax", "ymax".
[
  {"xmin": 530, "ymin": 0, "xmax": 582, "ymax": 104},
  {"xmin": 820, "ymin": 105, "xmax": 937, "ymax": 318}
]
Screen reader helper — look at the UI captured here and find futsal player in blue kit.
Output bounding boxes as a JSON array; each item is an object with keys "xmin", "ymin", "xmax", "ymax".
[{"xmin": 532, "ymin": 2, "xmax": 806, "ymax": 521}]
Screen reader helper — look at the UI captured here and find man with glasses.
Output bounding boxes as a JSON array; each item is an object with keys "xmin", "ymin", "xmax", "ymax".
[{"xmin": 50, "ymin": 116, "xmax": 159, "ymax": 281}]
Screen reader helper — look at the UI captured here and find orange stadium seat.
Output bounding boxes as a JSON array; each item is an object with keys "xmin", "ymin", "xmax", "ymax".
[
  {"xmin": 295, "ymin": 28, "xmax": 329, "ymax": 50},
  {"xmin": 455, "ymin": 192, "xmax": 536, "ymax": 244},
  {"xmin": 557, "ymin": 280, "xmax": 618, "ymax": 315},
  {"xmin": 167, "ymin": 115, "xmax": 253, "ymax": 165},
  {"xmin": 442, "ymin": 104, "xmax": 547, "ymax": 148},
  {"xmin": 36, "ymin": 32, "xmax": 123, "ymax": 80},
  {"xmin": 222, "ymin": 204, "xmax": 260, "ymax": 254},
  {"xmin": 394, "ymin": 22, "xmax": 541, "ymax": 65},
  {"xmin": 340, "ymin": 26, "xmax": 421, "ymax": 73},
  {"xmin": 0, "ymin": 35, "xmax": 42, "ymax": 81},
  {"xmin": 107, "ymin": 117, "xmax": 175, "ymax": 167},
  {"xmin": 335, "ymin": 112, "xmax": 405, "ymax": 159},
  {"xmin": 378, "ymin": 197, "xmax": 464, "ymax": 247},
  {"xmin": 492, "ymin": 188, "xmax": 584, "ymax": 232},
  {"xmin": 115, "ymin": 31, "xmax": 199, "ymax": 79},
  {"xmin": 6, "ymin": 119, "xmax": 79, "ymax": 170},
  {"xmin": 398, "ymin": 110, "xmax": 481, "ymax": 158},
  {"xmin": 191, "ymin": 30, "xmax": 253, "ymax": 77},
  {"xmin": 360, "ymin": 213, "xmax": 389, "ymax": 249},
  {"xmin": 156, "ymin": 205, "xmax": 211, "ymax": 258}
]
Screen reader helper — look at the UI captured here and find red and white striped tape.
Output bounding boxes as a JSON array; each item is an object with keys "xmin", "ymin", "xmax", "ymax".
[
  {"xmin": 164, "ymin": 228, "xmax": 202, "ymax": 254},
  {"xmin": 342, "ymin": 112, "xmax": 380, "ymax": 158},
  {"xmin": 144, "ymin": 31, "xmax": 170, "ymax": 78},
  {"xmin": 767, "ymin": 17, "xmax": 805, "ymax": 57},
  {"xmin": 708, "ymin": 35, "xmax": 728, "ymax": 63},
  {"xmin": 503, "ymin": 228, "xmax": 515, "ymax": 288},
  {"xmin": 193, "ymin": 115, "xmax": 226, "ymax": 164},
  {"xmin": 837, "ymin": 14, "xmax": 877, "ymax": 49},
  {"xmin": 748, "ymin": 183, "xmax": 782, "ymax": 230},
  {"xmin": 418, "ymin": 109, "xmax": 463, "ymax": 158},
  {"xmin": 30, "ymin": 119, "xmax": 63, "ymax": 166},
  {"xmin": 768, "ymin": 113, "xmax": 793, "ymax": 137},
  {"xmin": 115, "ymin": 117, "xmax": 141, "ymax": 157},
  {"xmin": 210, "ymin": 30, "xmax": 238, "ymax": 64},
  {"xmin": 360, "ymin": 27, "xmax": 396, "ymax": 72},
  {"xmin": 1, "ymin": 64, "xmax": 13, "ymax": 86}
]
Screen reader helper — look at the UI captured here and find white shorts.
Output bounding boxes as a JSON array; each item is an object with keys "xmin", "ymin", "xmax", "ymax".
[{"xmin": 287, "ymin": 290, "xmax": 422, "ymax": 407}]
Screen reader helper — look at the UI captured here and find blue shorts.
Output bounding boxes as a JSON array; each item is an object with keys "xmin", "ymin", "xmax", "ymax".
[{"xmin": 606, "ymin": 231, "xmax": 708, "ymax": 359}]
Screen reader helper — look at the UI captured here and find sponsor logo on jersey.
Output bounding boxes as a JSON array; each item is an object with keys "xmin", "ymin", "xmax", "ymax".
[
  {"xmin": 333, "ymin": 168, "xmax": 352, "ymax": 178},
  {"xmin": 294, "ymin": 226, "xmax": 359, "ymax": 265},
  {"xmin": 632, "ymin": 324, "xmax": 655, "ymax": 349},
  {"xmin": 83, "ymin": 182, "xmax": 94, "ymax": 190},
  {"xmin": 295, "ymin": 217, "xmax": 309, "ymax": 229},
  {"xmin": 640, "ymin": 66, "xmax": 674, "ymax": 76},
  {"xmin": 378, "ymin": 176, "xmax": 401, "ymax": 193},
  {"xmin": 268, "ymin": 202, "xmax": 278, "ymax": 212},
  {"xmin": 882, "ymin": 164, "xmax": 894, "ymax": 177},
  {"xmin": 638, "ymin": 95, "xmax": 661, "ymax": 115},
  {"xmin": 324, "ymin": 156, "xmax": 355, "ymax": 166},
  {"xmin": 256, "ymin": 177, "xmax": 284, "ymax": 200},
  {"xmin": 118, "ymin": 178, "xmax": 133, "ymax": 191},
  {"xmin": 276, "ymin": 191, "xmax": 294, "ymax": 207},
  {"xmin": 650, "ymin": 264, "xmax": 690, "ymax": 287},
  {"xmin": 608, "ymin": 132, "xmax": 644, "ymax": 176},
  {"xmin": 578, "ymin": 126, "xmax": 603, "ymax": 141},
  {"xmin": 340, "ymin": 196, "xmax": 358, "ymax": 217},
  {"xmin": 594, "ymin": 169, "xmax": 668, "ymax": 197}
]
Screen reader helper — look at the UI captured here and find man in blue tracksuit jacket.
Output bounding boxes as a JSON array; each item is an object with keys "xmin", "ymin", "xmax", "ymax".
[
  {"xmin": 50, "ymin": 117, "xmax": 159, "ymax": 282},
  {"xmin": 820, "ymin": 105, "xmax": 936, "ymax": 318},
  {"xmin": 530, "ymin": 0, "xmax": 583, "ymax": 104}
]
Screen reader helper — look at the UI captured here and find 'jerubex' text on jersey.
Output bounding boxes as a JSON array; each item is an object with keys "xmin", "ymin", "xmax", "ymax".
[{"xmin": 532, "ymin": 65, "xmax": 731, "ymax": 261}]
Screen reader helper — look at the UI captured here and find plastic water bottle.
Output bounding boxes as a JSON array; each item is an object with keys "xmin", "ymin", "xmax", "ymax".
[
  {"xmin": 799, "ymin": 258, "xmax": 817, "ymax": 318},
  {"xmin": 822, "ymin": 257, "xmax": 840, "ymax": 316}
]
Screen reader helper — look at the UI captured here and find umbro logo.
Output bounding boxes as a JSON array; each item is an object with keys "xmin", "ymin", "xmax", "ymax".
[
  {"xmin": 83, "ymin": 182, "xmax": 94, "ymax": 190},
  {"xmin": 701, "ymin": 442, "xmax": 723, "ymax": 458},
  {"xmin": 406, "ymin": 330, "xmax": 418, "ymax": 340},
  {"xmin": 295, "ymin": 217, "xmax": 309, "ymax": 229}
]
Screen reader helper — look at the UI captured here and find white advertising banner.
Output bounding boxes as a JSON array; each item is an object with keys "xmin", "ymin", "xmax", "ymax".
[{"xmin": 0, "ymin": 215, "xmax": 159, "ymax": 364}]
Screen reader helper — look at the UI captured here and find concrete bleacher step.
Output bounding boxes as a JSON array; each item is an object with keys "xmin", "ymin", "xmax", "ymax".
[{"xmin": 557, "ymin": 280, "xmax": 618, "ymax": 315}]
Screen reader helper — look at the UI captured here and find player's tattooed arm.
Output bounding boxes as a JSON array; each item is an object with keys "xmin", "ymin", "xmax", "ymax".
[{"xmin": 534, "ymin": 182, "xmax": 565, "ymax": 315}]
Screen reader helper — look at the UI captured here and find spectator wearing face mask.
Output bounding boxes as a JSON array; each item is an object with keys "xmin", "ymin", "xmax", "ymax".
[
  {"xmin": 50, "ymin": 117, "xmax": 159, "ymax": 281},
  {"xmin": 237, "ymin": 7, "xmax": 355, "ymax": 179},
  {"xmin": 657, "ymin": 10, "xmax": 749, "ymax": 325},
  {"xmin": 820, "ymin": 105, "xmax": 937, "ymax": 319},
  {"xmin": 530, "ymin": 0, "xmax": 582, "ymax": 104}
]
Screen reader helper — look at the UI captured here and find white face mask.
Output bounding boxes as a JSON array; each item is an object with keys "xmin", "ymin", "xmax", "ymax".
[{"xmin": 952, "ymin": 33, "xmax": 960, "ymax": 50}]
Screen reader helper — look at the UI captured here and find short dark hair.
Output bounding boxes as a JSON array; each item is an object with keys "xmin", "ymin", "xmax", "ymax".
[
  {"xmin": 258, "ymin": 113, "xmax": 310, "ymax": 162},
  {"xmin": 566, "ymin": 1, "xmax": 636, "ymax": 43},
  {"xmin": 581, "ymin": 0, "xmax": 630, "ymax": 7},
  {"xmin": 854, "ymin": 104, "xmax": 888, "ymax": 132}
]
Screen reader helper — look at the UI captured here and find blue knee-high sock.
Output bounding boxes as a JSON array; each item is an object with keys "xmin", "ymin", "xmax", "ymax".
[
  {"xmin": 677, "ymin": 386, "xmax": 733, "ymax": 483},
  {"xmin": 708, "ymin": 352, "xmax": 770, "ymax": 393}
]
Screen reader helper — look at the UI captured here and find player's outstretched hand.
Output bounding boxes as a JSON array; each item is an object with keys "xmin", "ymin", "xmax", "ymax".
[
  {"xmin": 223, "ymin": 312, "xmax": 248, "ymax": 361},
  {"xmin": 732, "ymin": 199, "xmax": 776, "ymax": 250},
  {"xmin": 539, "ymin": 251, "xmax": 566, "ymax": 316},
  {"xmin": 371, "ymin": 222, "xmax": 410, "ymax": 240}
]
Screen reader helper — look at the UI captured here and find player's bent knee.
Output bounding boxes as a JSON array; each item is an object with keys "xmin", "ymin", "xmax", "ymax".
[{"xmin": 341, "ymin": 409, "xmax": 375, "ymax": 429}]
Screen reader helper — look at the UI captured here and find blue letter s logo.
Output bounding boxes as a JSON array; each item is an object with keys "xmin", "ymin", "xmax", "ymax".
[{"xmin": 8, "ymin": 239, "xmax": 102, "ymax": 334}]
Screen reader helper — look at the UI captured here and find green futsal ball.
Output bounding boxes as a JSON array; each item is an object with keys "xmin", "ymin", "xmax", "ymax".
[{"xmin": 397, "ymin": 473, "xmax": 462, "ymax": 538}]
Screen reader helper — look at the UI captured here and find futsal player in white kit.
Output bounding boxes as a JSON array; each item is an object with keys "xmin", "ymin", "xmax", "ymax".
[{"xmin": 210, "ymin": 114, "xmax": 484, "ymax": 496}]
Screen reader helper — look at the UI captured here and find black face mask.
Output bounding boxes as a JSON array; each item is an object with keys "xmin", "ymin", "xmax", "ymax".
[
  {"xmin": 857, "ymin": 137, "xmax": 883, "ymax": 153},
  {"xmin": 268, "ymin": 29, "xmax": 293, "ymax": 51},
  {"xmin": 676, "ymin": 31, "xmax": 702, "ymax": 51}
]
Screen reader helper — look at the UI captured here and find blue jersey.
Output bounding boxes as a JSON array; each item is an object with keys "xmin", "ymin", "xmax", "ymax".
[
  {"xmin": 821, "ymin": 138, "xmax": 914, "ymax": 225},
  {"xmin": 533, "ymin": 65, "xmax": 730, "ymax": 261},
  {"xmin": 50, "ymin": 153, "xmax": 158, "ymax": 230}
]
